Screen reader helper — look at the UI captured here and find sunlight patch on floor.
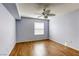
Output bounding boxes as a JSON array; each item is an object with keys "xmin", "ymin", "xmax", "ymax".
[{"xmin": 32, "ymin": 43, "xmax": 46, "ymax": 56}]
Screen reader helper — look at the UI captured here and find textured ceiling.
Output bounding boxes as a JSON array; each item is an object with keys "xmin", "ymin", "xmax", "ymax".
[{"xmin": 16, "ymin": 3, "xmax": 79, "ymax": 19}]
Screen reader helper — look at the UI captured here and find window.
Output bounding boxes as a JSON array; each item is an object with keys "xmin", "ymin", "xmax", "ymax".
[{"xmin": 34, "ymin": 22, "xmax": 44, "ymax": 35}]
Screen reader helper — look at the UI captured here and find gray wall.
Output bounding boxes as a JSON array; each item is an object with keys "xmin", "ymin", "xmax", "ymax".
[
  {"xmin": 0, "ymin": 4, "xmax": 16, "ymax": 55},
  {"xmin": 49, "ymin": 9, "xmax": 79, "ymax": 50},
  {"xmin": 16, "ymin": 17, "xmax": 49, "ymax": 42}
]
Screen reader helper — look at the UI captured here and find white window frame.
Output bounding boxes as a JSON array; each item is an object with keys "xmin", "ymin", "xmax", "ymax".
[{"xmin": 34, "ymin": 22, "xmax": 44, "ymax": 35}]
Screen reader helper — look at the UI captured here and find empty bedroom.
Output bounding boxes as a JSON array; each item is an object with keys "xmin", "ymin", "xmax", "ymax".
[{"xmin": 0, "ymin": 3, "xmax": 79, "ymax": 56}]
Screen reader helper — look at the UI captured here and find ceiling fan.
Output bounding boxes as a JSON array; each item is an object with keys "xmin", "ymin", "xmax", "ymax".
[{"xmin": 38, "ymin": 8, "xmax": 55, "ymax": 19}]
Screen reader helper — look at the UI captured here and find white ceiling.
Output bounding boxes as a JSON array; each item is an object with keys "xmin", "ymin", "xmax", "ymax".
[{"xmin": 16, "ymin": 3, "xmax": 79, "ymax": 19}]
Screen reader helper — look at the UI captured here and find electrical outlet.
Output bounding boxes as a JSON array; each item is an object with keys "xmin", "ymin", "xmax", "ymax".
[{"xmin": 64, "ymin": 41, "xmax": 68, "ymax": 46}]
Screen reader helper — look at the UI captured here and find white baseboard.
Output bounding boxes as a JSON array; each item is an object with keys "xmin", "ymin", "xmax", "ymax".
[
  {"xmin": 8, "ymin": 41, "xmax": 16, "ymax": 56},
  {"xmin": 50, "ymin": 39, "xmax": 79, "ymax": 51},
  {"xmin": 16, "ymin": 38, "xmax": 49, "ymax": 43}
]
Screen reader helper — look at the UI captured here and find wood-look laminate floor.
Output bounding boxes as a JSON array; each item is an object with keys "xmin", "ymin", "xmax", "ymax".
[{"xmin": 10, "ymin": 39, "xmax": 79, "ymax": 56}]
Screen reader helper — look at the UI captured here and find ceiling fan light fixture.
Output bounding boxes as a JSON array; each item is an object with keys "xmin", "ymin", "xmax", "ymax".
[
  {"xmin": 37, "ymin": 7, "xmax": 56, "ymax": 19},
  {"xmin": 44, "ymin": 15, "xmax": 48, "ymax": 18}
]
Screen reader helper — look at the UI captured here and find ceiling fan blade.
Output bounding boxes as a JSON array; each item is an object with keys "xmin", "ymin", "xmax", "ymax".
[
  {"xmin": 43, "ymin": 7, "xmax": 47, "ymax": 11},
  {"xmin": 48, "ymin": 14, "xmax": 55, "ymax": 16},
  {"xmin": 43, "ymin": 8, "xmax": 46, "ymax": 11}
]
